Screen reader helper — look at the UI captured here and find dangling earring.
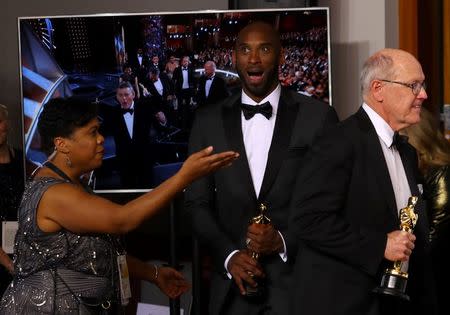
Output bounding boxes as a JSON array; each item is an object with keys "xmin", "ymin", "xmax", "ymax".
[{"xmin": 65, "ymin": 155, "xmax": 72, "ymax": 167}]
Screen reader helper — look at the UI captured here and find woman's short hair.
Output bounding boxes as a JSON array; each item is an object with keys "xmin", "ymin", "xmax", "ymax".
[{"xmin": 38, "ymin": 97, "xmax": 98, "ymax": 155}]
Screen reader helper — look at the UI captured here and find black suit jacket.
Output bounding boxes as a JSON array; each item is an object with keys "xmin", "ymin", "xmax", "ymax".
[
  {"xmin": 130, "ymin": 53, "xmax": 150, "ymax": 81},
  {"xmin": 142, "ymin": 74, "xmax": 174, "ymax": 105},
  {"xmin": 173, "ymin": 65, "xmax": 195, "ymax": 95},
  {"xmin": 196, "ymin": 75, "xmax": 229, "ymax": 107},
  {"xmin": 287, "ymin": 107, "xmax": 436, "ymax": 315},
  {"xmin": 108, "ymin": 101, "xmax": 153, "ymax": 188},
  {"xmin": 130, "ymin": 53, "xmax": 149, "ymax": 70},
  {"xmin": 185, "ymin": 88, "xmax": 338, "ymax": 314}
]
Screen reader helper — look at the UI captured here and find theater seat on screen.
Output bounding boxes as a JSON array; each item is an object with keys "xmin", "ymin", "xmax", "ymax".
[{"xmin": 151, "ymin": 162, "xmax": 183, "ymax": 186}]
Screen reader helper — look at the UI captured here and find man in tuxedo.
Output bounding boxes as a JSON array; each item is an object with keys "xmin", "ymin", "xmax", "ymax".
[
  {"xmin": 185, "ymin": 21, "xmax": 338, "ymax": 315},
  {"xmin": 141, "ymin": 68, "xmax": 175, "ymax": 118},
  {"xmin": 130, "ymin": 48, "xmax": 149, "ymax": 82},
  {"xmin": 287, "ymin": 48, "xmax": 436, "ymax": 315},
  {"xmin": 173, "ymin": 56, "xmax": 196, "ymax": 130},
  {"xmin": 110, "ymin": 81, "xmax": 153, "ymax": 189},
  {"xmin": 150, "ymin": 54, "xmax": 165, "ymax": 73},
  {"xmin": 196, "ymin": 61, "xmax": 230, "ymax": 108}
]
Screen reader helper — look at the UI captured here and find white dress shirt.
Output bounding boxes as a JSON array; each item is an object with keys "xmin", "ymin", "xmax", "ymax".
[
  {"xmin": 224, "ymin": 85, "xmax": 287, "ymax": 276},
  {"xmin": 182, "ymin": 68, "xmax": 189, "ymax": 89},
  {"xmin": 153, "ymin": 79, "xmax": 163, "ymax": 96},
  {"xmin": 122, "ymin": 102, "xmax": 135, "ymax": 139},
  {"xmin": 363, "ymin": 103, "xmax": 412, "ymax": 272},
  {"xmin": 205, "ymin": 76, "xmax": 214, "ymax": 98}
]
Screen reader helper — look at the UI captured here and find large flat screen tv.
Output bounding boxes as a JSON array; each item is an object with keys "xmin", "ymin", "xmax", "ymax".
[{"xmin": 19, "ymin": 7, "xmax": 331, "ymax": 193}]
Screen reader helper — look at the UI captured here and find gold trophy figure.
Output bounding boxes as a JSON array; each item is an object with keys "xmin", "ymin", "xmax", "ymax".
[
  {"xmin": 374, "ymin": 196, "xmax": 419, "ymax": 300},
  {"xmin": 244, "ymin": 203, "xmax": 271, "ymax": 297}
]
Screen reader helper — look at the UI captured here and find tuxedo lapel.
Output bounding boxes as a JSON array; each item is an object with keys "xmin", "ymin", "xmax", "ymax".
[
  {"xmin": 397, "ymin": 143, "xmax": 427, "ymax": 231},
  {"xmin": 207, "ymin": 78, "xmax": 216, "ymax": 101},
  {"xmin": 258, "ymin": 90, "xmax": 299, "ymax": 200},
  {"xmin": 222, "ymin": 94, "xmax": 256, "ymax": 200},
  {"xmin": 398, "ymin": 144, "xmax": 420, "ymax": 196},
  {"xmin": 117, "ymin": 109, "xmax": 132, "ymax": 141},
  {"xmin": 357, "ymin": 109, "xmax": 398, "ymax": 221},
  {"xmin": 200, "ymin": 77, "xmax": 207, "ymax": 100}
]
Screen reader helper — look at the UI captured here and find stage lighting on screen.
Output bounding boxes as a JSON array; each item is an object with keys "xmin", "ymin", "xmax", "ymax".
[{"xmin": 18, "ymin": 8, "xmax": 331, "ymax": 193}]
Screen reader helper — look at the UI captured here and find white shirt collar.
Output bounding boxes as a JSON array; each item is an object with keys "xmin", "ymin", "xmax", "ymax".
[
  {"xmin": 122, "ymin": 101, "xmax": 135, "ymax": 112},
  {"xmin": 362, "ymin": 103, "xmax": 395, "ymax": 147},
  {"xmin": 241, "ymin": 84, "xmax": 281, "ymax": 117}
]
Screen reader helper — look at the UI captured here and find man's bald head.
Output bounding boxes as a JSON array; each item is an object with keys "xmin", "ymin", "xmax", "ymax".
[
  {"xmin": 235, "ymin": 21, "xmax": 281, "ymax": 56},
  {"xmin": 361, "ymin": 48, "xmax": 426, "ymax": 131},
  {"xmin": 360, "ymin": 48, "xmax": 420, "ymax": 97}
]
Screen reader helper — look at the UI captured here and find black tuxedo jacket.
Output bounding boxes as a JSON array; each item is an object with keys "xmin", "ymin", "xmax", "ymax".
[
  {"xmin": 185, "ymin": 88, "xmax": 338, "ymax": 314},
  {"xmin": 130, "ymin": 53, "xmax": 149, "ymax": 70},
  {"xmin": 287, "ymin": 107, "xmax": 436, "ymax": 315},
  {"xmin": 142, "ymin": 74, "xmax": 174, "ymax": 103},
  {"xmin": 196, "ymin": 75, "xmax": 229, "ymax": 107},
  {"xmin": 108, "ymin": 101, "xmax": 153, "ymax": 188},
  {"xmin": 173, "ymin": 65, "xmax": 195, "ymax": 94}
]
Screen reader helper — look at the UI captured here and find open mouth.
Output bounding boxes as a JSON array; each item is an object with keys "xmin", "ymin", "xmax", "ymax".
[{"xmin": 247, "ymin": 70, "xmax": 264, "ymax": 85}]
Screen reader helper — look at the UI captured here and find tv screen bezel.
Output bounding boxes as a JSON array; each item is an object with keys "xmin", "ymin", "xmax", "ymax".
[{"xmin": 18, "ymin": 7, "xmax": 332, "ymax": 194}]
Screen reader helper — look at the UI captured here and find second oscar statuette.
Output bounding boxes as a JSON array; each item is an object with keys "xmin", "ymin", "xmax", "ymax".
[
  {"xmin": 373, "ymin": 196, "xmax": 419, "ymax": 300},
  {"xmin": 244, "ymin": 203, "xmax": 271, "ymax": 297}
]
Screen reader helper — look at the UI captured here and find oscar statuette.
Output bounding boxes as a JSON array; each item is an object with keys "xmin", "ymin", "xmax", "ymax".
[
  {"xmin": 244, "ymin": 203, "xmax": 271, "ymax": 297},
  {"xmin": 373, "ymin": 196, "xmax": 419, "ymax": 300}
]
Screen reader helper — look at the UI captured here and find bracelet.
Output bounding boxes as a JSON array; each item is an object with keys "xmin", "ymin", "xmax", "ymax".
[{"xmin": 154, "ymin": 264, "xmax": 159, "ymax": 281}]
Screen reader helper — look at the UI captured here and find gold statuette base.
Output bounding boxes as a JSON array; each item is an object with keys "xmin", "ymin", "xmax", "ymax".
[{"xmin": 373, "ymin": 269, "xmax": 410, "ymax": 301}]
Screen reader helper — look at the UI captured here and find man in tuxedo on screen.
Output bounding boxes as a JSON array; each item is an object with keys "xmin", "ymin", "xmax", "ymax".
[
  {"xmin": 173, "ymin": 56, "xmax": 196, "ymax": 130},
  {"xmin": 109, "ymin": 81, "xmax": 153, "ymax": 189},
  {"xmin": 287, "ymin": 48, "xmax": 437, "ymax": 315},
  {"xmin": 196, "ymin": 61, "xmax": 230, "ymax": 108},
  {"xmin": 150, "ymin": 54, "xmax": 165, "ymax": 73},
  {"xmin": 141, "ymin": 67, "xmax": 175, "ymax": 119},
  {"xmin": 130, "ymin": 48, "xmax": 149, "ymax": 82},
  {"xmin": 185, "ymin": 21, "xmax": 338, "ymax": 315}
]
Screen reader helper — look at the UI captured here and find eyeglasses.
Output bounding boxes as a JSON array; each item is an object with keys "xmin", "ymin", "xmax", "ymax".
[{"xmin": 380, "ymin": 79, "xmax": 426, "ymax": 96}]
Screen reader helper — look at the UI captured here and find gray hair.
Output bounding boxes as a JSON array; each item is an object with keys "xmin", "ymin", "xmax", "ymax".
[
  {"xmin": 205, "ymin": 60, "xmax": 216, "ymax": 70},
  {"xmin": 360, "ymin": 52, "xmax": 397, "ymax": 97}
]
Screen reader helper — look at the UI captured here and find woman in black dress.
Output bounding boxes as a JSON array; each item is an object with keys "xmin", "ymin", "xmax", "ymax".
[{"xmin": 401, "ymin": 108, "xmax": 450, "ymax": 315}]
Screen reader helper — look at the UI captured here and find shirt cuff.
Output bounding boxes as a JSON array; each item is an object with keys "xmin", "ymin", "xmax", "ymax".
[
  {"xmin": 224, "ymin": 250, "xmax": 239, "ymax": 279},
  {"xmin": 278, "ymin": 231, "xmax": 288, "ymax": 262}
]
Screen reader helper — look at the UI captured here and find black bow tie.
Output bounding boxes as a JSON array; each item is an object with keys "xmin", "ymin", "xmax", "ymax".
[
  {"xmin": 240, "ymin": 101, "xmax": 273, "ymax": 120},
  {"xmin": 391, "ymin": 131, "xmax": 408, "ymax": 149},
  {"xmin": 121, "ymin": 108, "xmax": 134, "ymax": 115},
  {"xmin": 182, "ymin": 67, "xmax": 188, "ymax": 71},
  {"xmin": 206, "ymin": 76, "xmax": 214, "ymax": 81}
]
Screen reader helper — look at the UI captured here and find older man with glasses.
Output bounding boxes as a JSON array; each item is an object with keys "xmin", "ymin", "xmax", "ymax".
[{"xmin": 287, "ymin": 48, "xmax": 437, "ymax": 315}]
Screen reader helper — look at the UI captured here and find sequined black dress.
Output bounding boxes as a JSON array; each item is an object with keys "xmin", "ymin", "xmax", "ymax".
[
  {"xmin": 425, "ymin": 165, "xmax": 450, "ymax": 315},
  {"xmin": 0, "ymin": 177, "xmax": 120, "ymax": 314}
]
